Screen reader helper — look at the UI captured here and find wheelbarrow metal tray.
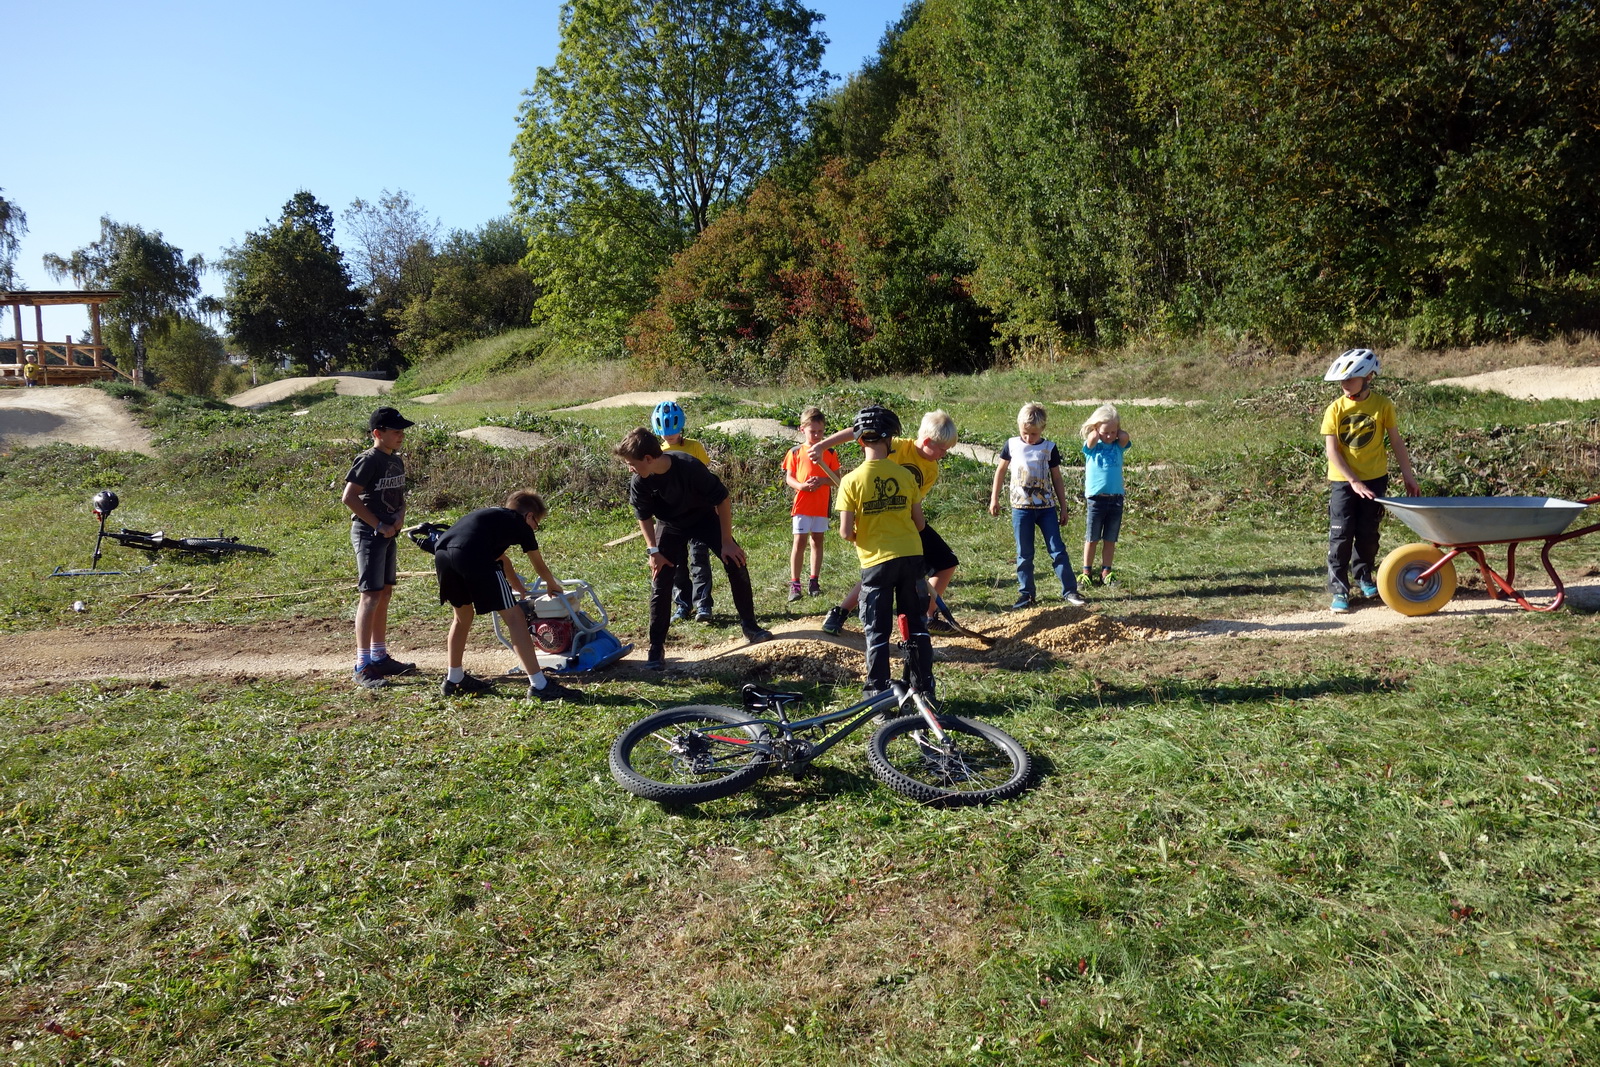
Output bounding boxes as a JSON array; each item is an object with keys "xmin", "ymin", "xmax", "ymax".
[{"xmin": 1379, "ymin": 496, "xmax": 1589, "ymax": 544}]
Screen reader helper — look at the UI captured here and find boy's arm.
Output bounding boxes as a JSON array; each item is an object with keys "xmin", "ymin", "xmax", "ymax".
[
  {"xmin": 1117, "ymin": 430, "xmax": 1130, "ymax": 446},
  {"xmin": 810, "ymin": 427, "xmax": 856, "ymax": 463},
  {"xmin": 499, "ymin": 554, "xmax": 528, "ymax": 597},
  {"xmin": 1324, "ymin": 435, "xmax": 1377, "ymax": 500},
  {"xmin": 1050, "ymin": 466, "xmax": 1069, "ymax": 511},
  {"xmin": 525, "ymin": 548, "xmax": 563, "ymax": 595},
  {"xmin": 911, "ymin": 498, "xmax": 926, "ymax": 532},
  {"xmin": 839, "ymin": 509, "xmax": 856, "ymax": 542},
  {"xmin": 1388, "ymin": 429, "xmax": 1421, "ymax": 496},
  {"xmin": 341, "ymin": 481, "xmax": 396, "ymax": 538},
  {"xmin": 988, "ymin": 459, "xmax": 1009, "ymax": 516}
]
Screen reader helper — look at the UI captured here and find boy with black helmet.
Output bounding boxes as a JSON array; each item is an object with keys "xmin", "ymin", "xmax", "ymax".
[
  {"xmin": 810, "ymin": 407, "xmax": 961, "ymax": 634},
  {"xmin": 652, "ymin": 399, "xmax": 716, "ymax": 623},
  {"xmin": 1320, "ymin": 348, "xmax": 1420, "ymax": 613},
  {"xmin": 616, "ymin": 427, "xmax": 771, "ymax": 670},
  {"xmin": 343, "ymin": 406, "xmax": 416, "ymax": 687},
  {"xmin": 837, "ymin": 405, "xmax": 936, "ymax": 699}
]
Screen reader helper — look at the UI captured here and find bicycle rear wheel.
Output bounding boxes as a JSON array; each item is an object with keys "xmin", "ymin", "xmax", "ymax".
[
  {"xmin": 610, "ymin": 705, "xmax": 772, "ymax": 804},
  {"xmin": 867, "ymin": 714, "xmax": 1031, "ymax": 806}
]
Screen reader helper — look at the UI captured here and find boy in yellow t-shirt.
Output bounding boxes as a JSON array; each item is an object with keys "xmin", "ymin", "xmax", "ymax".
[
  {"xmin": 837, "ymin": 405, "xmax": 934, "ymax": 700},
  {"xmin": 653, "ymin": 400, "xmax": 715, "ymax": 623},
  {"xmin": 1320, "ymin": 348, "xmax": 1420, "ymax": 614}
]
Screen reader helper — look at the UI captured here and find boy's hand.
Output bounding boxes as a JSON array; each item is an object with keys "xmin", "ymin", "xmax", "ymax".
[
  {"xmin": 1402, "ymin": 474, "xmax": 1421, "ymax": 497},
  {"xmin": 648, "ymin": 552, "xmax": 673, "ymax": 577},
  {"xmin": 720, "ymin": 540, "xmax": 748, "ymax": 568},
  {"xmin": 1348, "ymin": 478, "xmax": 1378, "ymax": 500},
  {"xmin": 988, "ymin": 499, "xmax": 1000, "ymax": 517}
]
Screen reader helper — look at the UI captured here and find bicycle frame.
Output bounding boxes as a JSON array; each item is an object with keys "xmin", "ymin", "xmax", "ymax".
[{"xmin": 700, "ymin": 675, "xmax": 950, "ymax": 773}]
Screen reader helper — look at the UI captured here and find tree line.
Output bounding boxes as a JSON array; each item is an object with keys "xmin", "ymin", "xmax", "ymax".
[
  {"xmin": 4, "ymin": 188, "xmax": 534, "ymax": 395},
  {"xmin": 518, "ymin": 0, "xmax": 1600, "ymax": 380}
]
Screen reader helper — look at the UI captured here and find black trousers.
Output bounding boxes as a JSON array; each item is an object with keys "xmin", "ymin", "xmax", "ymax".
[
  {"xmin": 650, "ymin": 513, "xmax": 757, "ymax": 651},
  {"xmin": 1327, "ymin": 476, "xmax": 1388, "ymax": 596},
  {"xmin": 859, "ymin": 555, "xmax": 934, "ymax": 697}
]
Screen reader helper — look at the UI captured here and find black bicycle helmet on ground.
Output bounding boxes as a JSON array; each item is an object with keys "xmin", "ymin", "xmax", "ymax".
[{"xmin": 853, "ymin": 405, "xmax": 902, "ymax": 444}]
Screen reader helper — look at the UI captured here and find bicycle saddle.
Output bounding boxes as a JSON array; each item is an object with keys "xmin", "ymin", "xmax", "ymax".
[{"xmin": 741, "ymin": 683, "xmax": 804, "ymax": 713}]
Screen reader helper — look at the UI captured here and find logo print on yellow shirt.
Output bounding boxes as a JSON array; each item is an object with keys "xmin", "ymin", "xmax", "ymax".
[
  {"xmin": 1339, "ymin": 412, "xmax": 1377, "ymax": 450},
  {"xmin": 862, "ymin": 475, "xmax": 907, "ymax": 515}
]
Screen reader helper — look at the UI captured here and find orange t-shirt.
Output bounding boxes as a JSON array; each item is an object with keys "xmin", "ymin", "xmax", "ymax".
[{"xmin": 781, "ymin": 445, "xmax": 840, "ymax": 517}]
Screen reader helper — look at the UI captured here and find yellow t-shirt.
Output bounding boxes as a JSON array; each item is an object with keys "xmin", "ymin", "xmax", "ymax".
[
  {"xmin": 838, "ymin": 457, "xmax": 923, "ymax": 568},
  {"xmin": 887, "ymin": 437, "xmax": 939, "ymax": 495},
  {"xmin": 662, "ymin": 437, "xmax": 710, "ymax": 465},
  {"xmin": 1321, "ymin": 392, "xmax": 1398, "ymax": 482}
]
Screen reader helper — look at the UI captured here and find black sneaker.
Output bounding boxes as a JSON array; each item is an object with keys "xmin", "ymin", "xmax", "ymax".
[
  {"xmin": 808, "ymin": 577, "xmax": 822, "ymax": 596},
  {"xmin": 1009, "ymin": 594, "xmax": 1035, "ymax": 611},
  {"xmin": 367, "ymin": 655, "xmax": 416, "ymax": 678},
  {"xmin": 924, "ymin": 615, "xmax": 956, "ymax": 636},
  {"xmin": 529, "ymin": 677, "xmax": 580, "ymax": 702},
  {"xmin": 440, "ymin": 673, "xmax": 495, "ymax": 697},
  {"xmin": 821, "ymin": 606, "xmax": 847, "ymax": 635},
  {"xmin": 742, "ymin": 625, "xmax": 774, "ymax": 643},
  {"xmin": 642, "ymin": 648, "xmax": 666, "ymax": 670},
  {"xmin": 695, "ymin": 609, "xmax": 714, "ymax": 624},
  {"xmin": 352, "ymin": 665, "xmax": 387, "ymax": 689}
]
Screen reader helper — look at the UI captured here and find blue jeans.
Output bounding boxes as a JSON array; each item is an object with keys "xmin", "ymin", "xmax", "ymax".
[{"xmin": 1013, "ymin": 507, "xmax": 1076, "ymax": 598}]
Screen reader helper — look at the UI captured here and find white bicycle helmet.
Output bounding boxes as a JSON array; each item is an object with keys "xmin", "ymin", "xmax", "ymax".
[{"xmin": 1324, "ymin": 348, "xmax": 1380, "ymax": 381}]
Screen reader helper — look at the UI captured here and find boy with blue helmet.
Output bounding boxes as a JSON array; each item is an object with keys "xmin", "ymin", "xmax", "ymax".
[{"xmin": 652, "ymin": 400, "xmax": 715, "ymax": 623}]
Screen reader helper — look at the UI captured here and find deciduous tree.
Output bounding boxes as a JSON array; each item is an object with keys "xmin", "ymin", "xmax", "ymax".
[
  {"xmin": 221, "ymin": 192, "xmax": 365, "ymax": 375},
  {"xmin": 512, "ymin": 0, "xmax": 830, "ymax": 351},
  {"xmin": 0, "ymin": 189, "xmax": 26, "ymax": 290},
  {"xmin": 146, "ymin": 317, "xmax": 227, "ymax": 396},
  {"xmin": 43, "ymin": 217, "xmax": 203, "ymax": 378}
]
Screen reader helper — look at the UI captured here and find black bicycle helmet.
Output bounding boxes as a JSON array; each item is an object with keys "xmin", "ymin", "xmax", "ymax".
[
  {"xmin": 853, "ymin": 405, "xmax": 902, "ymax": 444},
  {"xmin": 92, "ymin": 489, "xmax": 120, "ymax": 518}
]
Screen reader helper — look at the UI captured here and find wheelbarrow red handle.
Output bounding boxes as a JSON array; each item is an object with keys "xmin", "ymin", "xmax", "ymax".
[{"xmin": 1582, "ymin": 493, "xmax": 1600, "ymax": 505}]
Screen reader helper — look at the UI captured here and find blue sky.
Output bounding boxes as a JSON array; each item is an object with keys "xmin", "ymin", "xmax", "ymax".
[{"xmin": 6, "ymin": 0, "xmax": 909, "ymax": 338}]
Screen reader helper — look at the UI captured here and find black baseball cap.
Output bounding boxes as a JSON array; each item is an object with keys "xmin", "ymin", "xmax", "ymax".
[{"xmin": 369, "ymin": 407, "xmax": 415, "ymax": 431}]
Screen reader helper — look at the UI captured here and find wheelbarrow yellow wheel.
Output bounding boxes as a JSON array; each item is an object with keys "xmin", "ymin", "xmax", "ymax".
[{"xmin": 1377, "ymin": 543, "xmax": 1457, "ymax": 616}]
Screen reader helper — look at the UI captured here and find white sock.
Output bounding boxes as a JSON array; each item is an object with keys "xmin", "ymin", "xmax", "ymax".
[
  {"xmin": 447, "ymin": 667, "xmax": 465, "ymax": 683},
  {"xmin": 531, "ymin": 673, "xmax": 549, "ymax": 690},
  {"xmin": 371, "ymin": 642, "xmax": 387, "ymax": 661}
]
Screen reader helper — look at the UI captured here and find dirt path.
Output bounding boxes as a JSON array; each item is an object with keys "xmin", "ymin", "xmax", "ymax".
[
  {"xmin": 0, "ymin": 388, "xmax": 155, "ymax": 454},
  {"xmin": 226, "ymin": 376, "xmax": 393, "ymax": 408},
  {"xmin": 6, "ymin": 575, "xmax": 1595, "ymax": 691}
]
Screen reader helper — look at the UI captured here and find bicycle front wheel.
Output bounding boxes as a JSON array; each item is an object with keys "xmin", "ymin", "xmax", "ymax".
[
  {"xmin": 610, "ymin": 705, "xmax": 772, "ymax": 804},
  {"xmin": 867, "ymin": 715, "xmax": 1031, "ymax": 806},
  {"xmin": 176, "ymin": 538, "xmax": 271, "ymax": 555}
]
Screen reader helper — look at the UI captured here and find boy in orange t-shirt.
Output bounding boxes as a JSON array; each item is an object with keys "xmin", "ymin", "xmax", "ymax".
[{"xmin": 781, "ymin": 406, "xmax": 841, "ymax": 601}]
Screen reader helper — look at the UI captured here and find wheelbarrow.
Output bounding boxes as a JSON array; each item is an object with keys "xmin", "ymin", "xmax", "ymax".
[{"xmin": 1374, "ymin": 494, "xmax": 1600, "ymax": 616}]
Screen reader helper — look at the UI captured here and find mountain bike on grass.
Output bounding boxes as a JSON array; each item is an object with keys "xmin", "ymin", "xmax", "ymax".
[
  {"xmin": 102, "ymin": 528, "xmax": 270, "ymax": 555},
  {"xmin": 609, "ymin": 616, "xmax": 1032, "ymax": 807}
]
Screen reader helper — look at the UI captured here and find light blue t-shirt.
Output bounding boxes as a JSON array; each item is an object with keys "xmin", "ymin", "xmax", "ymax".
[{"xmin": 1083, "ymin": 440, "xmax": 1130, "ymax": 497}]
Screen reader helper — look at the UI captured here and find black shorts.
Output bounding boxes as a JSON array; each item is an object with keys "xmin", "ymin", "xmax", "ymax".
[
  {"xmin": 434, "ymin": 550, "xmax": 516, "ymax": 614},
  {"xmin": 919, "ymin": 523, "xmax": 959, "ymax": 574},
  {"xmin": 352, "ymin": 521, "xmax": 398, "ymax": 592}
]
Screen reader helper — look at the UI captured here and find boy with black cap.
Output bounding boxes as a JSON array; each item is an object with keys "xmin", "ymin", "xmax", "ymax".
[{"xmin": 343, "ymin": 406, "xmax": 416, "ymax": 687}]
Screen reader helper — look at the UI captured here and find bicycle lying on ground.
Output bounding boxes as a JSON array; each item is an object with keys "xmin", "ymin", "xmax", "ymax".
[
  {"xmin": 609, "ymin": 617, "xmax": 1032, "ymax": 807},
  {"xmin": 101, "ymin": 528, "xmax": 270, "ymax": 555}
]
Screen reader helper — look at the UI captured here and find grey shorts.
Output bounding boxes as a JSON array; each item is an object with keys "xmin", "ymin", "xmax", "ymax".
[
  {"xmin": 352, "ymin": 521, "xmax": 399, "ymax": 592},
  {"xmin": 1085, "ymin": 495, "xmax": 1124, "ymax": 543}
]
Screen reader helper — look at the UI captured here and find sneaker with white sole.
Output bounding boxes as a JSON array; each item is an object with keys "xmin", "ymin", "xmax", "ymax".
[
  {"xmin": 1358, "ymin": 581, "xmax": 1379, "ymax": 599},
  {"xmin": 1064, "ymin": 591, "xmax": 1088, "ymax": 607},
  {"xmin": 1331, "ymin": 595, "xmax": 1351, "ymax": 614}
]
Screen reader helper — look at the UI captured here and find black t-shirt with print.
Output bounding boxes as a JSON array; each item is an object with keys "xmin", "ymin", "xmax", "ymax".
[{"xmin": 345, "ymin": 447, "xmax": 407, "ymax": 523}]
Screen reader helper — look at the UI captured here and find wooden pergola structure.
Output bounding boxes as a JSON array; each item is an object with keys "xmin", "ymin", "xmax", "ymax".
[{"xmin": 0, "ymin": 290, "xmax": 129, "ymax": 385}]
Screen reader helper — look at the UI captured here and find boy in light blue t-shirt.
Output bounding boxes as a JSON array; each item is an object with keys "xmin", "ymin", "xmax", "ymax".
[{"xmin": 1080, "ymin": 403, "xmax": 1131, "ymax": 587}]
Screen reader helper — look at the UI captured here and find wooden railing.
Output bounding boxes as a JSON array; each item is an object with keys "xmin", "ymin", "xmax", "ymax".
[{"xmin": 0, "ymin": 339, "xmax": 132, "ymax": 383}]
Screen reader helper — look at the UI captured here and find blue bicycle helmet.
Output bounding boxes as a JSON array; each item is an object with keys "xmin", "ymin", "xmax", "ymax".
[{"xmin": 652, "ymin": 400, "xmax": 686, "ymax": 437}]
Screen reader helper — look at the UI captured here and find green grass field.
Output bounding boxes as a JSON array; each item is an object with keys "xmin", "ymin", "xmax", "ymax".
[{"xmin": 2, "ymin": 345, "xmax": 1599, "ymax": 1064}]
